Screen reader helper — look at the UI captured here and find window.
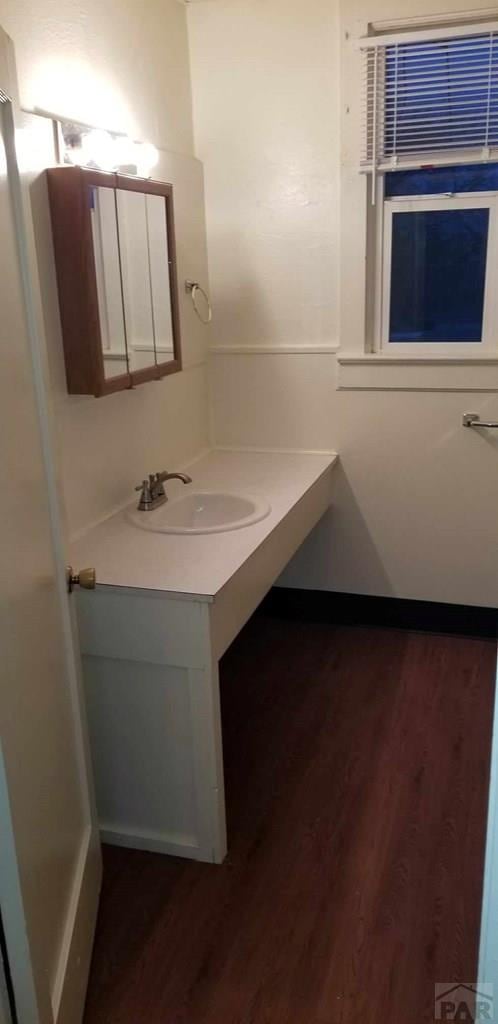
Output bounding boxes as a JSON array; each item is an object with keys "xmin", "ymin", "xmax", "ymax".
[
  {"xmin": 361, "ymin": 23, "xmax": 498, "ymax": 354},
  {"xmin": 382, "ymin": 194, "xmax": 497, "ymax": 348}
]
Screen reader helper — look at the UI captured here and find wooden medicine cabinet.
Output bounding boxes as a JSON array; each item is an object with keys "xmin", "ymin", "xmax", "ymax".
[{"xmin": 47, "ymin": 167, "xmax": 182, "ymax": 397}]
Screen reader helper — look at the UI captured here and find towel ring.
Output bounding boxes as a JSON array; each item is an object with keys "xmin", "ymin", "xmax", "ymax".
[{"xmin": 185, "ymin": 280, "xmax": 212, "ymax": 325}]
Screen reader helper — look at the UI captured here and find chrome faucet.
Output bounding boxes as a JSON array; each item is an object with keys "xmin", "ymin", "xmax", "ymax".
[
  {"xmin": 135, "ymin": 470, "xmax": 192, "ymax": 511},
  {"xmin": 157, "ymin": 470, "xmax": 193, "ymax": 486}
]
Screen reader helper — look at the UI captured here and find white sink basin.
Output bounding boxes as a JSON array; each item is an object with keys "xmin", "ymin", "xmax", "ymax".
[{"xmin": 127, "ymin": 491, "xmax": 271, "ymax": 535}]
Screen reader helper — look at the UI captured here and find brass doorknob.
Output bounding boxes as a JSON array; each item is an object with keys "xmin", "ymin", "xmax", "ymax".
[{"xmin": 66, "ymin": 566, "xmax": 96, "ymax": 593}]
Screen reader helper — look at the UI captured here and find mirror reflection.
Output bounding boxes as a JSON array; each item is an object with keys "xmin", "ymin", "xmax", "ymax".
[
  {"xmin": 145, "ymin": 193, "xmax": 174, "ymax": 361},
  {"xmin": 116, "ymin": 188, "xmax": 155, "ymax": 373},
  {"xmin": 90, "ymin": 185, "xmax": 128, "ymax": 380}
]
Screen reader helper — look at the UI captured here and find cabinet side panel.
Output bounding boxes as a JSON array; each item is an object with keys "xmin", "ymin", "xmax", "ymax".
[
  {"xmin": 46, "ymin": 167, "xmax": 107, "ymax": 396},
  {"xmin": 83, "ymin": 656, "xmax": 201, "ymax": 853}
]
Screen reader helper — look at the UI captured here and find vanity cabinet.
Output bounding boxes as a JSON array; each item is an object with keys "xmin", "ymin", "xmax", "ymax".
[
  {"xmin": 72, "ymin": 451, "xmax": 337, "ymax": 864},
  {"xmin": 47, "ymin": 167, "xmax": 182, "ymax": 397}
]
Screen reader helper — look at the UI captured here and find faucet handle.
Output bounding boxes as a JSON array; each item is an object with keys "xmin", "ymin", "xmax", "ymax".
[
  {"xmin": 151, "ymin": 472, "xmax": 166, "ymax": 498},
  {"xmin": 135, "ymin": 479, "xmax": 153, "ymax": 500},
  {"xmin": 135, "ymin": 479, "xmax": 153, "ymax": 511}
]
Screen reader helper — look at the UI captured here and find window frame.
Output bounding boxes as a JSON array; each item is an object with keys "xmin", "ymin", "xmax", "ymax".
[{"xmin": 377, "ymin": 188, "xmax": 498, "ymax": 355}]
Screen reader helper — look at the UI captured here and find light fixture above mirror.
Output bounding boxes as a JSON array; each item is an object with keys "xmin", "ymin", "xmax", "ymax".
[{"xmin": 59, "ymin": 120, "xmax": 159, "ymax": 177}]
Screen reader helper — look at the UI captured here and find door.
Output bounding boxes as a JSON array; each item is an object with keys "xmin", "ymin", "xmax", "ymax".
[{"xmin": 0, "ymin": 28, "xmax": 101, "ymax": 1024}]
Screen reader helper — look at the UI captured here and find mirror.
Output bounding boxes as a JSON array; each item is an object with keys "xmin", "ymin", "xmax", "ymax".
[
  {"xmin": 87, "ymin": 178, "xmax": 180, "ymax": 385},
  {"xmin": 48, "ymin": 166, "xmax": 182, "ymax": 397}
]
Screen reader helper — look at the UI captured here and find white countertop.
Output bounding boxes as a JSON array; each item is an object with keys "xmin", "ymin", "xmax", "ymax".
[{"xmin": 70, "ymin": 449, "xmax": 337, "ymax": 599}]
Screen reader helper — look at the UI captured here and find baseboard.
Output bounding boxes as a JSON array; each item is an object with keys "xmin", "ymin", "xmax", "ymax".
[{"xmin": 258, "ymin": 587, "xmax": 498, "ymax": 640}]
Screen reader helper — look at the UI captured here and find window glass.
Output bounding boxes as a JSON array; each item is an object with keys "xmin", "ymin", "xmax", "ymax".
[
  {"xmin": 389, "ymin": 208, "xmax": 489, "ymax": 342},
  {"xmin": 385, "ymin": 162, "xmax": 498, "ymax": 197}
]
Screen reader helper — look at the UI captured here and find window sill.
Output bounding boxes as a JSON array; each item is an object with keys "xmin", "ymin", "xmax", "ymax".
[{"xmin": 337, "ymin": 352, "xmax": 498, "ymax": 390}]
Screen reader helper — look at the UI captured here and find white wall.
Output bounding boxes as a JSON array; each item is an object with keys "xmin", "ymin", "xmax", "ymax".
[
  {"xmin": 0, "ymin": 0, "xmax": 194, "ymax": 154},
  {"xmin": 188, "ymin": 0, "xmax": 339, "ymax": 351},
  {"xmin": 0, "ymin": 0, "xmax": 212, "ymax": 539},
  {"xmin": 189, "ymin": 0, "xmax": 498, "ymax": 608}
]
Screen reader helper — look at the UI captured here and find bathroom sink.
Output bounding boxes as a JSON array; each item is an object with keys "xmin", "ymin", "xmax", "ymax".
[{"xmin": 127, "ymin": 491, "xmax": 271, "ymax": 534}]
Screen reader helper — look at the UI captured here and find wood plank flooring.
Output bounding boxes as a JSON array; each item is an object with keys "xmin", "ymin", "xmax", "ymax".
[{"xmin": 83, "ymin": 618, "xmax": 496, "ymax": 1024}]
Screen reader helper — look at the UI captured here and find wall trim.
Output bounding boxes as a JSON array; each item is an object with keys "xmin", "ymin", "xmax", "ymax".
[
  {"xmin": 338, "ymin": 356, "xmax": 498, "ymax": 391},
  {"xmin": 259, "ymin": 587, "xmax": 498, "ymax": 639},
  {"xmin": 210, "ymin": 344, "xmax": 339, "ymax": 355},
  {"xmin": 338, "ymin": 354, "xmax": 498, "ymax": 366}
]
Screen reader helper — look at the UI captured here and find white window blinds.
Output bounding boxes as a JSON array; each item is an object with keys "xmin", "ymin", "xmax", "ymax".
[{"xmin": 361, "ymin": 25, "xmax": 498, "ymax": 173}]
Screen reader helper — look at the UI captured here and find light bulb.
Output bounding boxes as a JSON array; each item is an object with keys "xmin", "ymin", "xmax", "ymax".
[
  {"xmin": 83, "ymin": 129, "xmax": 115, "ymax": 170},
  {"xmin": 112, "ymin": 135, "xmax": 138, "ymax": 168},
  {"xmin": 135, "ymin": 141, "xmax": 159, "ymax": 177}
]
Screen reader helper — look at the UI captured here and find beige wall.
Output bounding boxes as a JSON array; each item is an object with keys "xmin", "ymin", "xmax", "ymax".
[
  {"xmin": 1, "ymin": 0, "xmax": 212, "ymax": 539},
  {"xmin": 189, "ymin": 0, "xmax": 498, "ymax": 608}
]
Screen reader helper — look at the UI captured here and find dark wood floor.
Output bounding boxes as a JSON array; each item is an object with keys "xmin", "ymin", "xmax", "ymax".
[{"xmin": 83, "ymin": 617, "xmax": 496, "ymax": 1024}]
